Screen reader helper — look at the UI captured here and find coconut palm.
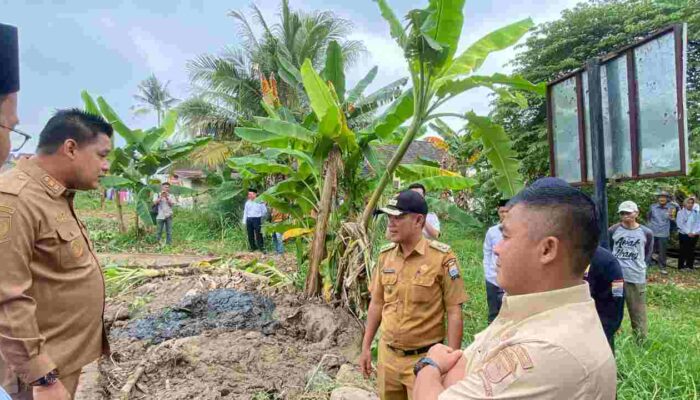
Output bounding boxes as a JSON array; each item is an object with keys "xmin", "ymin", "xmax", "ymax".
[{"xmin": 132, "ymin": 74, "xmax": 179, "ymax": 126}]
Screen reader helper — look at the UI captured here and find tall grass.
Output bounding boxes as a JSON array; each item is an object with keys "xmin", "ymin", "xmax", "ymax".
[{"xmin": 440, "ymin": 223, "xmax": 700, "ymax": 400}]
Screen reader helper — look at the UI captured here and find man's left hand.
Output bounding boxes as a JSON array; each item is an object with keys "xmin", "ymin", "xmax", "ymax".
[{"xmin": 425, "ymin": 344, "xmax": 463, "ymax": 374}]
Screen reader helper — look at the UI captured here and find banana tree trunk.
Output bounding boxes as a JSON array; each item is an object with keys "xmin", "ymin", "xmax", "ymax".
[
  {"xmin": 305, "ymin": 145, "xmax": 341, "ymax": 298},
  {"xmin": 361, "ymin": 117, "xmax": 423, "ymax": 229},
  {"xmin": 115, "ymin": 192, "xmax": 126, "ymax": 234}
]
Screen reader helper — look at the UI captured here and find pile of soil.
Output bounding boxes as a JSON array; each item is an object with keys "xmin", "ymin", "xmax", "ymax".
[{"xmin": 94, "ymin": 271, "xmax": 364, "ymax": 400}]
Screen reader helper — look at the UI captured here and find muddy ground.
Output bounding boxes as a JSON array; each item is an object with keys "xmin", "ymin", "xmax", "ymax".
[{"xmin": 85, "ymin": 257, "xmax": 365, "ymax": 400}]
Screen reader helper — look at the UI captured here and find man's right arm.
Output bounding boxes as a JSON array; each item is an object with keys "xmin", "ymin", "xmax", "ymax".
[
  {"xmin": 0, "ymin": 200, "xmax": 57, "ymax": 384},
  {"xmin": 482, "ymin": 229, "xmax": 493, "ymax": 270},
  {"xmin": 359, "ymin": 265, "xmax": 384, "ymax": 378}
]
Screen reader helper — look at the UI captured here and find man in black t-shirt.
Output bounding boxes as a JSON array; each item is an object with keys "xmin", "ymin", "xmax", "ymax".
[{"xmin": 585, "ymin": 246, "xmax": 625, "ymax": 352}]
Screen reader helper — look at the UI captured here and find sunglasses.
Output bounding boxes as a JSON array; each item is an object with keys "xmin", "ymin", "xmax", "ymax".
[{"xmin": 0, "ymin": 123, "xmax": 32, "ymax": 152}]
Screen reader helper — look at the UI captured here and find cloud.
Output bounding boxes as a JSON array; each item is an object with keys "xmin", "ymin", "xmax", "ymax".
[{"xmin": 128, "ymin": 27, "xmax": 176, "ymax": 74}]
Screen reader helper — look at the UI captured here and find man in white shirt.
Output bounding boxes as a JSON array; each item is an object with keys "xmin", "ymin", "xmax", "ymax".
[
  {"xmin": 408, "ymin": 183, "xmax": 441, "ymax": 240},
  {"xmin": 676, "ymin": 196, "xmax": 700, "ymax": 270},
  {"xmin": 242, "ymin": 188, "xmax": 267, "ymax": 252},
  {"xmin": 482, "ymin": 199, "xmax": 509, "ymax": 323}
]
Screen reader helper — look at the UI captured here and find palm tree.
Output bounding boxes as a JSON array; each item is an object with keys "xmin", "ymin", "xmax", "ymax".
[
  {"xmin": 133, "ymin": 74, "xmax": 179, "ymax": 126},
  {"xmin": 180, "ymin": 0, "xmax": 367, "ymax": 166}
]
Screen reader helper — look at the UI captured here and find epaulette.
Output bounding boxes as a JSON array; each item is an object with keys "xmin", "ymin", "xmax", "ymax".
[
  {"xmin": 0, "ymin": 172, "xmax": 30, "ymax": 196},
  {"xmin": 429, "ymin": 240, "xmax": 451, "ymax": 253},
  {"xmin": 380, "ymin": 242, "xmax": 397, "ymax": 253}
]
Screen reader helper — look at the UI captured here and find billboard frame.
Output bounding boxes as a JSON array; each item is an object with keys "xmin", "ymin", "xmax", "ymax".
[{"xmin": 546, "ymin": 24, "xmax": 687, "ymax": 184}]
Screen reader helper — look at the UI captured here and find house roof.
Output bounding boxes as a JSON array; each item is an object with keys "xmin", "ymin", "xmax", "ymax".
[{"xmin": 373, "ymin": 140, "xmax": 446, "ymax": 165}]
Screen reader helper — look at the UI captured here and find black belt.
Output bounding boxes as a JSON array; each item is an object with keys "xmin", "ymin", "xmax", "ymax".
[{"xmin": 387, "ymin": 342, "xmax": 440, "ymax": 356}]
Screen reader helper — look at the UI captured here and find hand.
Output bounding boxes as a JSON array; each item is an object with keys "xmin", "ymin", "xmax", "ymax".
[
  {"xmin": 425, "ymin": 344, "xmax": 463, "ymax": 375},
  {"xmin": 33, "ymin": 380, "xmax": 71, "ymax": 400},
  {"xmin": 359, "ymin": 348, "xmax": 373, "ymax": 379}
]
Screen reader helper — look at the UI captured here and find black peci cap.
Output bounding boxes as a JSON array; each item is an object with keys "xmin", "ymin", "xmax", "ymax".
[
  {"xmin": 0, "ymin": 23, "xmax": 19, "ymax": 95},
  {"xmin": 378, "ymin": 190, "xmax": 428, "ymax": 216},
  {"xmin": 248, "ymin": 187, "xmax": 258, "ymax": 193}
]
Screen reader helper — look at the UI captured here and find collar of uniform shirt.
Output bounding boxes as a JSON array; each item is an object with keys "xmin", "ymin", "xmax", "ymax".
[
  {"xmin": 17, "ymin": 158, "xmax": 67, "ymax": 198},
  {"xmin": 498, "ymin": 283, "xmax": 591, "ymax": 321},
  {"xmin": 395, "ymin": 236, "xmax": 428, "ymax": 259}
]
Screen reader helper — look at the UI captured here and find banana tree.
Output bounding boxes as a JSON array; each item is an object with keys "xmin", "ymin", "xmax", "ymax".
[
  {"xmin": 359, "ymin": 0, "xmax": 545, "ymax": 228},
  {"xmin": 230, "ymin": 49, "xmax": 475, "ymax": 297},
  {"xmin": 82, "ymin": 91, "xmax": 210, "ymax": 232}
]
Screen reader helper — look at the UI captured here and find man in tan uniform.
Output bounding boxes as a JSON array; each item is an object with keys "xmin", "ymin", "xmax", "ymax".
[
  {"xmin": 413, "ymin": 178, "xmax": 616, "ymax": 399},
  {"xmin": 360, "ymin": 190, "xmax": 468, "ymax": 400},
  {"xmin": 0, "ymin": 109, "xmax": 112, "ymax": 399}
]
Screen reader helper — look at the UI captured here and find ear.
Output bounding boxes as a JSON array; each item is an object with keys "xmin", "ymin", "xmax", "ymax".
[
  {"xmin": 62, "ymin": 139, "xmax": 79, "ymax": 160},
  {"xmin": 538, "ymin": 236, "xmax": 560, "ymax": 265}
]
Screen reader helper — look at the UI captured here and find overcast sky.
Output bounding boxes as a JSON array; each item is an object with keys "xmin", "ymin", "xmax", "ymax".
[{"xmin": 2, "ymin": 0, "xmax": 583, "ymax": 152}]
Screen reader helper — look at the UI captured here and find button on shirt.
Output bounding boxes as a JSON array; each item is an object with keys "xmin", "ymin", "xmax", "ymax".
[
  {"xmin": 0, "ymin": 159, "xmax": 107, "ymax": 388},
  {"xmin": 439, "ymin": 284, "xmax": 616, "ymax": 399},
  {"xmin": 242, "ymin": 200, "xmax": 267, "ymax": 223},
  {"xmin": 370, "ymin": 238, "xmax": 468, "ymax": 350},
  {"xmin": 676, "ymin": 208, "xmax": 700, "ymax": 235},
  {"xmin": 647, "ymin": 203, "xmax": 672, "ymax": 238},
  {"xmin": 482, "ymin": 224, "xmax": 502, "ymax": 286}
]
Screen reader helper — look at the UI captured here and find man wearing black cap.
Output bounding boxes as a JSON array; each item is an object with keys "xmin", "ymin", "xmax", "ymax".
[
  {"xmin": 482, "ymin": 199, "xmax": 509, "ymax": 323},
  {"xmin": 0, "ymin": 23, "xmax": 21, "ymax": 163},
  {"xmin": 242, "ymin": 188, "xmax": 267, "ymax": 252},
  {"xmin": 359, "ymin": 190, "xmax": 468, "ymax": 400}
]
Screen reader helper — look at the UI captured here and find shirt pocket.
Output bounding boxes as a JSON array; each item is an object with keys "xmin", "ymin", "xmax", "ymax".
[
  {"xmin": 411, "ymin": 268, "xmax": 438, "ymax": 303},
  {"xmin": 56, "ymin": 223, "xmax": 92, "ymax": 269},
  {"xmin": 381, "ymin": 271, "xmax": 398, "ymax": 303}
]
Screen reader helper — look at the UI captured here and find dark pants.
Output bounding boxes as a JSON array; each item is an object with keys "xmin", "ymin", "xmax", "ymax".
[
  {"xmin": 652, "ymin": 236, "xmax": 668, "ymax": 268},
  {"xmin": 246, "ymin": 217, "xmax": 264, "ymax": 251},
  {"xmin": 156, "ymin": 217, "xmax": 173, "ymax": 245},
  {"xmin": 678, "ymin": 233, "xmax": 698, "ymax": 269},
  {"xmin": 485, "ymin": 280, "xmax": 505, "ymax": 324}
]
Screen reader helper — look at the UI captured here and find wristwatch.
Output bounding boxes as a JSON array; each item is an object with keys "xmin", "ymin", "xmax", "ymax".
[
  {"xmin": 30, "ymin": 369, "xmax": 59, "ymax": 387},
  {"xmin": 413, "ymin": 357, "xmax": 442, "ymax": 376}
]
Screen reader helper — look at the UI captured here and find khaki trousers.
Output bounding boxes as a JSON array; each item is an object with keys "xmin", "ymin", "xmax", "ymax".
[
  {"xmin": 377, "ymin": 340, "xmax": 424, "ymax": 400},
  {"xmin": 624, "ymin": 282, "xmax": 648, "ymax": 342}
]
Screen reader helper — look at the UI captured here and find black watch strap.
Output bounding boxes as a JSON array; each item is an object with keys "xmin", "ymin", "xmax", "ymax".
[
  {"xmin": 413, "ymin": 357, "xmax": 441, "ymax": 376},
  {"xmin": 30, "ymin": 369, "xmax": 59, "ymax": 387}
]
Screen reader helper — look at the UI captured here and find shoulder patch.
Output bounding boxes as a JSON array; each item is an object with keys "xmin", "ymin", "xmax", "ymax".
[
  {"xmin": 0, "ymin": 172, "xmax": 30, "ymax": 196},
  {"xmin": 380, "ymin": 242, "xmax": 397, "ymax": 253},
  {"xmin": 429, "ymin": 240, "xmax": 451, "ymax": 253}
]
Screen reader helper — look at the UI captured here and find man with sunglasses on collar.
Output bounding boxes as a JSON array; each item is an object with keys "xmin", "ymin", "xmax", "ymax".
[{"xmin": 360, "ymin": 190, "xmax": 468, "ymax": 400}]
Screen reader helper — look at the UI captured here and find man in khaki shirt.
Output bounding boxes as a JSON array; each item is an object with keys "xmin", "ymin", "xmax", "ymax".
[
  {"xmin": 0, "ymin": 109, "xmax": 112, "ymax": 399},
  {"xmin": 360, "ymin": 190, "xmax": 468, "ymax": 400},
  {"xmin": 413, "ymin": 178, "xmax": 616, "ymax": 399}
]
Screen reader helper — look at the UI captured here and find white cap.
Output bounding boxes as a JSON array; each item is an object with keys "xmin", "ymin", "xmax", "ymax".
[{"xmin": 618, "ymin": 201, "xmax": 639, "ymax": 213}]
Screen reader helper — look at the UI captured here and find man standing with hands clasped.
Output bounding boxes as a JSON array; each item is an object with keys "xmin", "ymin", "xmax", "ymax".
[
  {"xmin": 242, "ymin": 188, "xmax": 267, "ymax": 252},
  {"xmin": 413, "ymin": 178, "xmax": 616, "ymax": 400},
  {"xmin": 360, "ymin": 190, "xmax": 467, "ymax": 400}
]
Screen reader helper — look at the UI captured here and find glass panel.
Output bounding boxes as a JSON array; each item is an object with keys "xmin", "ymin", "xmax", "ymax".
[
  {"xmin": 604, "ymin": 56, "xmax": 632, "ymax": 178},
  {"xmin": 551, "ymin": 77, "xmax": 581, "ymax": 183},
  {"xmin": 635, "ymin": 32, "xmax": 680, "ymax": 174}
]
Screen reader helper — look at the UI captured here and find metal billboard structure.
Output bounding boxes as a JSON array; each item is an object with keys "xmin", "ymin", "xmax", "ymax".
[{"xmin": 546, "ymin": 24, "xmax": 688, "ymax": 247}]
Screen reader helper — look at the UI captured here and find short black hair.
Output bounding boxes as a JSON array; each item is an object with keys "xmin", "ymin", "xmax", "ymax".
[
  {"xmin": 407, "ymin": 183, "xmax": 427, "ymax": 194},
  {"xmin": 162, "ymin": 182, "xmax": 171, "ymax": 187},
  {"xmin": 509, "ymin": 182, "xmax": 599, "ymax": 274},
  {"xmin": 37, "ymin": 109, "xmax": 113, "ymax": 154}
]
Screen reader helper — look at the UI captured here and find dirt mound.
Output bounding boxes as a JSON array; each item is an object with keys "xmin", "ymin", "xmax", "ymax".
[
  {"xmin": 97, "ymin": 274, "xmax": 364, "ymax": 399},
  {"xmin": 118, "ymin": 289, "xmax": 278, "ymax": 344}
]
